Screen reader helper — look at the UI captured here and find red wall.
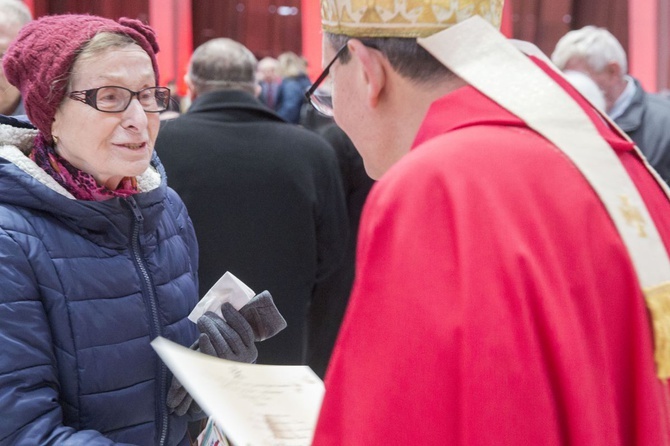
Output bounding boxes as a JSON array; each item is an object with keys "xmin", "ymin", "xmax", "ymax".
[{"xmin": 21, "ymin": 0, "xmax": 670, "ymax": 92}]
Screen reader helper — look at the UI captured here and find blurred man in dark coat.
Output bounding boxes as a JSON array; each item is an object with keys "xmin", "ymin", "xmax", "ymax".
[
  {"xmin": 156, "ymin": 38, "xmax": 348, "ymax": 368},
  {"xmin": 256, "ymin": 56, "xmax": 281, "ymax": 111},
  {"xmin": 308, "ymin": 123, "xmax": 374, "ymax": 377}
]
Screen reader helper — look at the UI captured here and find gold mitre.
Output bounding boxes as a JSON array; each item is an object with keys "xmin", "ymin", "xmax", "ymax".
[{"xmin": 321, "ymin": 0, "xmax": 504, "ymax": 38}]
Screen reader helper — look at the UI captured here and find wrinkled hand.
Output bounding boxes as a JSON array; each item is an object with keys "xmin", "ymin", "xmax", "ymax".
[{"xmin": 198, "ymin": 304, "xmax": 258, "ymax": 363}]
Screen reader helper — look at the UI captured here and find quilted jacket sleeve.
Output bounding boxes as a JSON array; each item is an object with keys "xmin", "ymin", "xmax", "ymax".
[{"xmin": 0, "ymin": 229, "xmax": 133, "ymax": 445}]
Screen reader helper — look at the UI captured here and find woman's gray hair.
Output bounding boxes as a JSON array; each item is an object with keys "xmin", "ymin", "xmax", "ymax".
[
  {"xmin": 61, "ymin": 33, "xmax": 146, "ymax": 96},
  {"xmin": 77, "ymin": 32, "xmax": 139, "ymax": 60},
  {"xmin": 325, "ymin": 32, "xmax": 454, "ymax": 85},
  {"xmin": 188, "ymin": 38, "xmax": 258, "ymax": 95}
]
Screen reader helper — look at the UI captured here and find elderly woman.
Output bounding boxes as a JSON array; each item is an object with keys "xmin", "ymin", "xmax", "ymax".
[{"xmin": 0, "ymin": 14, "xmax": 284, "ymax": 445}]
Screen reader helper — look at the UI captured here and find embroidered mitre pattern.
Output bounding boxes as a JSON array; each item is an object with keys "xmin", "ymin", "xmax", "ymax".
[{"xmin": 321, "ymin": 0, "xmax": 504, "ymax": 37}]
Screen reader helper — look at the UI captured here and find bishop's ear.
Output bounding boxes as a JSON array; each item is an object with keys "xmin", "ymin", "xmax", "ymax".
[{"xmin": 347, "ymin": 39, "xmax": 386, "ymax": 109}]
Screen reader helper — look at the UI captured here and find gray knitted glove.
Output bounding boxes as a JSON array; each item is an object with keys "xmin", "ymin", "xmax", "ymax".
[
  {"xmin": 239, "ymin": 290, "xmax": 287, "ymax": 341},
  {"xmin": 198, "ymin": 303, "xmax": 257, "ymax": 362},
  {"xmin": 167, "ymin": 305, "xmax": 256, "ymax": 417},
  {"xmin": 166, "ymin": 293, "xmax": 287, "ymax": 416}
]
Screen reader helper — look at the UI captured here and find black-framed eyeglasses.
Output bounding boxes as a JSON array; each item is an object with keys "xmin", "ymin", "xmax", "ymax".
[
  {"xmin": 304, "ymin": 44, "xmax": 348, "ymax": 117},
  {"xmin": 68, "ymin": 86, "xmax": 171, "ymax": 113}
]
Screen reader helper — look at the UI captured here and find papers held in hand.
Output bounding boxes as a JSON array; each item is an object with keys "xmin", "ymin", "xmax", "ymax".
[{"xmin": 151, "ymin": 337, "xmax": 325, "ymax": 446}]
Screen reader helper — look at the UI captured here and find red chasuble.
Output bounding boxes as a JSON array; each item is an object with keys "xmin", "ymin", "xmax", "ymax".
[{"xmin": 312, "ymin": 72, "xmax": 670, "ymax": 444}]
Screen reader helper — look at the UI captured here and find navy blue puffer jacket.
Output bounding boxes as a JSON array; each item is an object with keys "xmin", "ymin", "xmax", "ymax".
[{"xmin": 0, "ymin": 123, "xmax": 199, "ymax": 445}]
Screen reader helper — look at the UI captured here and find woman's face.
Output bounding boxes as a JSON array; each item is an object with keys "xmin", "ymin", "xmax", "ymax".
[{"xmin": 51, "ymin": 44, "xmax": 159, "ymax": 190}]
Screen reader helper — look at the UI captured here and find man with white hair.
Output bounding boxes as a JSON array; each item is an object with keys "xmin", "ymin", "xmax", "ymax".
[
  {"xmin": 0, "ymin": 0, "xmax": 30, "ymax": 116},
  {"xmin": 552, "ymin": 26, "xmax": 670, "ymax": 184}
]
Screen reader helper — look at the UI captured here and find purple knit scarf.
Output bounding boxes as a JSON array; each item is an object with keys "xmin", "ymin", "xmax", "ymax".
[{"xmin": 30, "ymin": 134, "xmax": 138, "ymax": 201}]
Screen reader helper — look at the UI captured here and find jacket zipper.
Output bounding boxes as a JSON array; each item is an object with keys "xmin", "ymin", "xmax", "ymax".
[{"xmin": 126, "ymin": 196, "xmax": 169, "ymax": 446}]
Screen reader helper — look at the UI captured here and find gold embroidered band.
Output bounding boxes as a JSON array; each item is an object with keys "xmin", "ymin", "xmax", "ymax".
[{"xmin": 321, "ymin": 0, "xmax": 504, "ymax": 38}]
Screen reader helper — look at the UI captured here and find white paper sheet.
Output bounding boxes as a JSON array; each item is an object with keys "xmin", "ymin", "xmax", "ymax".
[
  {"xmin": 189, "ymin": 271, "xmax": 255, "ymax": 323},
  {"xmin": 152, "ymin": 337, "xmax": 324, "ymax": 446}
]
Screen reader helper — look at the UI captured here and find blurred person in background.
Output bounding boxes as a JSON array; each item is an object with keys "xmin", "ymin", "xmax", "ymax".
[
  {"xmin": 563, "ymin": 69, "xmax": 606, "ymax": 110},
  {"xmin": 275, "ymin": 51, "xmax": 311, "ymax": 123},
  {"xmin": 256, "ymin": 56, "xmax": 281, "ymax": 110},
  {"xmin": 308, "ymin": 122, "xmax": 374, "ymax": 377},
  {"xmin": 0, "ymin": 0, "xmax": 31, "ymax": 116},
  {"xmin": 157, "ymin": 38, "xmax": 348, "ymax": 371},
  {"xmin": 165, "ymin": 79, "xmax": 183, "ymax": 113},
  {"xmin": 159, "ymin": 80, "xmax": 183, "ymax": 121},
  {"xmin": 552, "ymin": 26, "xmax": 670, "ymax": 184}
]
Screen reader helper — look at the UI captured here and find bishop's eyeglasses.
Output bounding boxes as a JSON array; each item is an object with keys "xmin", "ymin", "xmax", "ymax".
[
  {"xmin": 68, "ymin": 86, "xmax": 171, "ymax": 113},
  {"xmin": 304, "ymin": 44, "xmax": 348, "ymax": 117}
]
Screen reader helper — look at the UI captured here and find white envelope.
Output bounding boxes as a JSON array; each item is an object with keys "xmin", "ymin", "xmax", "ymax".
[{"xmin": 188, "ymin": 271, "xmax": 255, "ymax": 323}]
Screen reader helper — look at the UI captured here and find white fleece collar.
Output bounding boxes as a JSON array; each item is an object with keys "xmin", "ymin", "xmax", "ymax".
[{"xmin": 0, "ymin": 124, "xmax": 162, "ymax": 199}]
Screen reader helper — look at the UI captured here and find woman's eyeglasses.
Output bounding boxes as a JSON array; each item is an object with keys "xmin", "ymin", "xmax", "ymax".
[{"xmin": 68, "ymin": 86, "xmax": 171, "ymax": 113}]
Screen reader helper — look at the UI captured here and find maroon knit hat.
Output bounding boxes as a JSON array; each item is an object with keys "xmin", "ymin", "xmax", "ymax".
[{"xmin": 3, "ymin": 14, "xmax": 160, "ymax": 143}]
